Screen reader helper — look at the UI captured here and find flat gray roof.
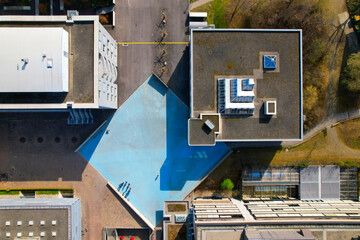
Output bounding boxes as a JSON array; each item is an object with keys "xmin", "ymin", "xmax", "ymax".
[
  {"xmin": 0, "ymin": 21, "xmax": 94, "ymax": 104},
  {"xmin": 190, "ymin": 29, "xmax": 302, "ymax": 144},
  {"xmin": 0, "ymin": 209, "xmax": 68, "ymax": 239},
  {"xmin": 0, "ymin": 198, "xmax": 80, "ymax": 239}
]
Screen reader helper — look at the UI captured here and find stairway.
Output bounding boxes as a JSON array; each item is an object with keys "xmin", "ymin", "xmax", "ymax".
[{"xmin": 67, "ymin": 109, "xmax": 94, "ymax": 125}]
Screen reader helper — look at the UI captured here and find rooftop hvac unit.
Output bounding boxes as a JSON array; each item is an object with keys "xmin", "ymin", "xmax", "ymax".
[
  {"xmin": 67, "ymin": 10, "xmax": 79, "ymax": 20},
  {"xmin": 204, "ymin": 119, "xmax": 215, "ymax": 130}
]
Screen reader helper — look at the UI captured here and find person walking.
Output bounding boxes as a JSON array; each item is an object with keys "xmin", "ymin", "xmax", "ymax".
[{"xmin": 117, "ymin": 182, "xmax": 124, "ymax": 191}]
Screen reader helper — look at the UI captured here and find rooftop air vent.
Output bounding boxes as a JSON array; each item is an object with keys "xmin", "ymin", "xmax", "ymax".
[
  {"xmin": 47, "ymin": 58, "xmax": 53, "ymax": 68},
  {"xmin": 204, "ymin": 119, "xmax": 215, "ymax": 130},
  {"xmin": 264, "ymin": 101, "xmax": 277, "ymax": 115}
]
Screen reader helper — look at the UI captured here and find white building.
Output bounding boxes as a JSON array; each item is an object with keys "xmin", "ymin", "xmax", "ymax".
[{"xmin": 0, "ymin": 15, "xmax": 118, "ymax": 112}]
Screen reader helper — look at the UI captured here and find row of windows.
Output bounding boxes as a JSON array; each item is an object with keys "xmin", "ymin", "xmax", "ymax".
[
  {"xmin": 99, "ymin": 31, "xmax": 117, "ymax": 61},
  {"xmin": 99, "ymin": 81, "xmax": 117, "ymax": 94},
  {"xmin": 98, "ymin": 90, "xmax": 117, "ymax": 102},
  {"xmin": 4, "ymin": 220, "xmax": 56, "ymax": 226},
  {"xmin": 4, "ymin": 231, "xmax": 57, "ymax": 238}
]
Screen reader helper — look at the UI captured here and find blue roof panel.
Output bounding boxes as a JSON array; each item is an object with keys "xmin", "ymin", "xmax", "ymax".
[{"xmin": 264, "ymin": 55, "xmax": 277, "ymax": 69}]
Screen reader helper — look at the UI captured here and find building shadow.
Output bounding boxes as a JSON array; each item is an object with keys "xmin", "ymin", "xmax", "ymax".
[
  {"xmin": 159, "ymin": 77, "xmax": 230, "ymax": 191},
  {"xmin": 337, "ymin": 33, "xmax": 360, "ymax": 112},
  {"xmin": 0, "ymin": 109, "xmax": 115, "ymax": 181},
  {"xmin": 166, "ymin": 46, "xmax": 190, "ymax": 107}
]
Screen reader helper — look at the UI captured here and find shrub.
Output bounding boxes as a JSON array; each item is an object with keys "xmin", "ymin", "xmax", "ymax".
[
  {"xmin": 342, "ymin": 52, "xmax": 360, "ymax": 93},
  {"xmin": 304, "ymin": 38, "xmax": 327, "ymax": 66},
  {"xmin": 303, "ymin": 85, "xmax": 319, "ymax": 113},
  {"xmin": 344, "ymin": 160, "xmax": 358, "ymax": 168},
  {"xmin": 297, "ymin": 162, "xmax": 309, "ymax": 168},
  {"xmin": 220, "ymin": 178, "xmax": 235, "ymax": 190},
  {"xmin": 337, "ymin": 161, "xmax": 345, "ymax": 167}
]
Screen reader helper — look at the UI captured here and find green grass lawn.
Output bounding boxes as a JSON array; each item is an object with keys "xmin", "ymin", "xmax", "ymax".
[
  {"xmin": 196, "ymin": 128, "xmax": 360, "ymax": 191},
  {"xmin": 0, "ymin": 190, "xmax": 19, "ymax": 195},
  {"xmin": 336, "ymin": 118, "xmax": 360, "ymax": 150},
  {"xmin": 36, "ymin": 190, "xmax": 59, "ymax": 195}
]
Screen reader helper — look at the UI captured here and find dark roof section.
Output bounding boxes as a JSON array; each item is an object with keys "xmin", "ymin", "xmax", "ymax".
[
  {"xmin": 0, "ymin": 21, "xmax": 94, "ymax": 104},
  {"xmin": 190, "ymin": 29, "xmax": 302, "ymax": 144},
  {"xmin": 188, "ymin": 114, "xmax": 219, "ymax": 145}
]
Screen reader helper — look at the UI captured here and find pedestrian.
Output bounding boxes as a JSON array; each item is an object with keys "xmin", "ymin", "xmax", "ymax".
[{"xmin": 117, "ymin": 182, "xmax": 124, "ymax": 191}]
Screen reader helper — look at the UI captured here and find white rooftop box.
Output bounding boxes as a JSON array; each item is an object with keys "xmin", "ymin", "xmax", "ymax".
[
  {"xmin": 265, "ymin": 101, "xmax": 277, "ymax": 115},
  {"xmin": 0, "ymin": 27, "xmax": 69, "ymax": 93}
]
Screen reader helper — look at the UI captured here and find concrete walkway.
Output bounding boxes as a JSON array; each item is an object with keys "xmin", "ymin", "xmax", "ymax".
[
  {"xmin": 283, "ymin": 109, "xmax": 360, "ymax": 147},
  {"xmin": 190, "ymin": 0, "xmax": 212, "ymax": 10},
  {"xmin": 231, "ymin": 198, "xmax": 255, "ymax": 222}
]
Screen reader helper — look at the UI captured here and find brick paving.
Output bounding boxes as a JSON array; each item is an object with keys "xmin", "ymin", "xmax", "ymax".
[{"xmin": 0, "ymin": 112, "xmax": 148, "ymax": 240}]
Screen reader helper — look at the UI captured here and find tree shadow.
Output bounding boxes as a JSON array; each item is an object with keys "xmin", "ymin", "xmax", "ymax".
[{"xmin": 337, "ymin": 34, "xmax": 360, "ymax": 112}]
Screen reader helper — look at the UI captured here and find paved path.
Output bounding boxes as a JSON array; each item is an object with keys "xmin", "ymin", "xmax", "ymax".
[
  {"xmin": 231, "ymin": 198, "xmax": 255, "ymax": 222},
  {"xmin": 283, "ymin": 109, "xmax": 360, "ymax": 146},
  {"xmin": 190, "ymin": 0, "xmax": 212, "ymax": 10}
]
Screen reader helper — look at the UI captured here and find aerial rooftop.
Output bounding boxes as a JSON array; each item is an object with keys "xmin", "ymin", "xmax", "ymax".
[
  {"xmin": 189, "ymin": 29, "xmax": 303, "ymax": 145},
  {"xmin": 0, "ymin": 27, "xmax": 69, "ymax": 93},
  {"xmin": 0, "ymin": 15, "xmax": 118, "ymax": 109},
  {"xmin": 0, "ymin": 198, "xmax": 81, "ymax": 240},
  {"xmin": 0, "ymin": 19, "xmax": 94, "ymax": 105}
]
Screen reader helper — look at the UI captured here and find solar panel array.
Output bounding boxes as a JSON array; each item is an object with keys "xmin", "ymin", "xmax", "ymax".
[
  {"xmin": 218, "ymin": 78, "xmax": 255, "ymax": 115},
  {"xmin": 194, "ymin": 199, "xmax": 243, "ymax": 221},
  {"xmin": 245, "ymin": 200, "xmax": 360, "ymax": 220}
]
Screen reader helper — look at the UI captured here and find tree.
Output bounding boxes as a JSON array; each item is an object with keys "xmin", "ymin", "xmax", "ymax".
[
  {"xmin": 303, "ymin": 85, "xmax": 318, "ymax": 113},
  {"xmin": 342, "ymin": 52, "xmax": 360, "ymax": 92},
  {"xmin": 220, "ymin": 178, "xmax": 234, "ymax": 190},
  {"xmin": 305, "ymin": 38, "xmax": 327, "ymax": 67}
]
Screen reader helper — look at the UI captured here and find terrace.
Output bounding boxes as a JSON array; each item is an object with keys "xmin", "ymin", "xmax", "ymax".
[{"xmin": 79, "ymin": 75, "xmax": 230, "ymax": 226}]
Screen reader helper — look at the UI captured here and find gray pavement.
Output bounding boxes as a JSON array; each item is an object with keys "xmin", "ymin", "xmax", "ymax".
[
  {"xmin": 108, "ymin": 0, "xmax": 190, "ymax": 107},
  {"xmin": 0, "ymin": 111, "xmax": 148, "ymax": 240},
  {"xmin": 231, "ymin": 198, "xmax": 255, "ymax": 222},
  {"xmin": 190, "ymin": 0, "xmax": 212, "ymax": 10}
]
